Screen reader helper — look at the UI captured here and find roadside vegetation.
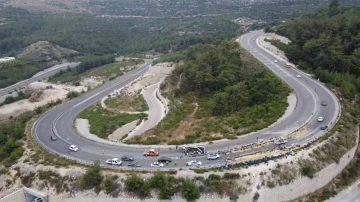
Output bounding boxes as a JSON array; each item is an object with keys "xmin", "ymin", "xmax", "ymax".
[
  {"xmin": 127, "ymin": 40, "xmax": 290, "ymax": 144},
  {"xmin": 0, "ymin": 59, "xmax": 52, "ymax": 88},
  {"xmin": 0, "ymin": 91, "xmax": 31, "ymax": 107},
  {"xmin": 12, "ymin": 163, "xmax": 247, "ymax": 202},
  {"xmin": 49, "ymin": 55, "xmax": 115, "ymax": 83},
  {"xmin": 105, "ymin": 94, "xmax": 149, "ymax": 112},
  {"xmin": 153, "ymin": 52, "xmax": 186, "ymax": 65},
  {"xmin": 77, "ymin": 103, "xmax": 147, "ymax": 139}
]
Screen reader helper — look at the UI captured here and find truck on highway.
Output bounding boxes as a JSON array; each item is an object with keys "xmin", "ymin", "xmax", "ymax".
[
  {"xmin": 143, "ymin": 149, "xmax": 159, "ymax": 156},
  {"xmin": 183, "ymin": 145, "xmax": 206, "ymax": 156}
]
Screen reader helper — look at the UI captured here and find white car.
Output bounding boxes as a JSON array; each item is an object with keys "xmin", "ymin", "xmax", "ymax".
[
  {"xmin": 296, "ymin": 74, "xmax": 301, "ymax": 78},
  {"xmin": 151, "ymin": 162, "xmax": 164, "ymax": 168},
  {"xmin": 106, "ymin": 158, "xmax": 122, "ymax": 166},
  {"xmin": 274, "ymin": 60, "xmax": 278, "ymax": 63},
  {"xmin": 207, "ymin": 153, "xmax": 220, "ymax": 160},
  {"xmin": 186, "ymin": 160, "xmax": 202, "ymax": 166},
  {"xmin": 69, "ymin": 145, "xmax": 79, "ymax": 152},
  {"xmin": 318, "ymin": 116, "xmax": 324, "ymax": 122}
]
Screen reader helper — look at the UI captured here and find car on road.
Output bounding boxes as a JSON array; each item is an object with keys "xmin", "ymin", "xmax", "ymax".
[
  {"xmin": 320, "ymin": 125, "xmax": 328, "ymax": 130},
  {"xmin": 158, "ymin": 157, "xmax": 172, "ymax": 163},
  {"xmin": 296, "ymin": 74, "xmax": 301, "ymax": 78},
  {"xmin": 151, "ymin": 162, "xmax": 164, "ymax": 168},
  {"xmin": 128, "ymin": 162, "xmax": 141, "ymax": 167},
  {"xmin": 143, "ymin": 149, "xmax": 159, "ymax": 156},
  {"xmin": 121, "ymin": 155, "xmax": 134, "ymax": 161},
  {"xmin": 317, "ymin": 116, "xmax": 324, "ymax": 122},
  {"xmin": 69, "ymin": 145, "xmax": 79, "ymax": 152},
  {"xmin": 50, "ymin": 135, "xmax": 57, "ymax": 141},
  {"xmin": 106, "ymin": 158, "xmax": 122, "ymax": 166},
  {"xmin": 274, "ymin": 60, "xmax": 278, "ymax": 63},
  {"xmin": 186, "ymin": 160, "xmax": 202, "ymax": 166},
  {"xmin": 207, "ymin": 153, "xmax": 220, "ymax": 160},
  {"xmin": 321, "ymin": 101, "xmax": 327, "ymax": 106}
]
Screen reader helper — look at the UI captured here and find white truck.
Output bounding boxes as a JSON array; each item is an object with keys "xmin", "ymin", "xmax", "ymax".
[{"xmin": 105, "ymin": 158, "xmax": 122, "ymax": 166}]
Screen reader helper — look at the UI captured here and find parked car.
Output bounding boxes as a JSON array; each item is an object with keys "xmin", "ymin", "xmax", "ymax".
[
  {"xmin": 320, "ymin": 125, "xmax": 328, "ymax": 130},
  {"xmin": 151, "ymin": 162, "xmax": 164, "ymax": 168},
  {"xmin": 50, "ymin": 135, "xmax": 57, "ymax": 141},
  {"xmin": 207, "ymin": 153, "xmax": 220, "ymax": 160},
  {"xmin": 321, "ymin": 101, "xmax": 327, "ymax": 106},
  {"xmin": 128, "ymin": 162, "xmax": 141, "ymax": 167},
  {"xmin": 105, "ymin": 158, "xmax": 122, "ymax": 166},
  {"xmin": 158, "ymin": 157, "xmax": 172, "ymax": 163},
  {"xmin": 186, "ymin": 160, "xmax": 202, "ymax": 166},
  {"xmin": 69, "ymin": 145, "xmax": 79, "ymax": 152},
  {"xmin": 121, "ymin": 155, "xmax": 134, "ymax": 161},
  {"xmin": 317, "ymin": 116, "xmax": 324, "ymax": 122}
]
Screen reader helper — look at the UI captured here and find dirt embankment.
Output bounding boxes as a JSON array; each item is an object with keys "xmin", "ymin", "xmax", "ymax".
[{"xmin": 0, "ymin": 82, "xmax": 86, "ymax": 121}]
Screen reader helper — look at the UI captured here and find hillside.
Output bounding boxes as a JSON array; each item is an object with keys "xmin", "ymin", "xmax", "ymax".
[
  {"xmin": 17, "ymin": 41, "xmax": 79, "ymax": 62},
  {"xmin": 126, "ymin": 41, "xmax": 290, "ymax": 145},
  {"xmin": 270, "ymin": 6, "xmax": 360, "ymax": 99}
]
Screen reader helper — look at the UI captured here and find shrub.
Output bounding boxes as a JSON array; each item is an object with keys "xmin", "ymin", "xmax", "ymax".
[
  {"xmin": 80, "ymin": 160, "xmax": 103, "ymax": 189},
  {"xmin": 223, "ymin": 173, "xmax": 240, "ymax": 180},
  {"xmin": 300, "ymin": 162, "xmax": 317, "ymax": 179},
  {"xmin": 181, "ymin": 179, "xmax": 200, "ymax": 201},
  {"xmin": 125, "ymin": 173, "xmax": 150, "ymax": 198},
  {"xmin": 21, "ymin": 172, "xmax": 36, "ymax": 187},
  {"xmin": 103, "ymin": 175, "xmax": 117, "ymax": 194}
]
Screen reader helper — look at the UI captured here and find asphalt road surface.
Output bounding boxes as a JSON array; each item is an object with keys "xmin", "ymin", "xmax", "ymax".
[
  {"xmin": 0, "ymin": 62, "xmax": 80, "ymax": 96},
  {"xmin": 32, "ymin": 31, "xmax": 340, "ymax": 169}
]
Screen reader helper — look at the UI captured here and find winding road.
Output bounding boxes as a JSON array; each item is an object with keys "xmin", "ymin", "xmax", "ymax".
[{"xmin": 30, "ymin": 30, "xmax": 340, "ymax": 169}]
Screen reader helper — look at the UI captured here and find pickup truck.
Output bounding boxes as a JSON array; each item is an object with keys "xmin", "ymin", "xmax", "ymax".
[
  {"xmin": 143, "ymin": 149, "xmax": 159, "ymax": 156},
  {"xmin": 105, "ymin": 158, "xmax": 122, "ymax": 166}
]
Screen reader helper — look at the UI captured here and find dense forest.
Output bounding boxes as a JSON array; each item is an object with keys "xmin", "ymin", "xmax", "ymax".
[
  {"xmin": 270, "ymin": 5, "xmax": 360, "ymax": 99},
  {"xmin": 0, "ymin": 6, "xmax": 239, "ymax": 57},
  {"xmin": 128, "ymin": 41, "xmax": 290, "ymax": 144},
  {"xmin": 176, "ymin": 41, "xmax": 289, "ymax": 116}
]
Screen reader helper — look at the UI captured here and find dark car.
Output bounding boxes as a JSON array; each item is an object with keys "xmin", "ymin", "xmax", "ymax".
[
  {"xmin": 128, "ymin": 162, "xmax": 141, "ymax": 167},
  {"xmin": 50, "ymin": 135, "xmax": 57, "ymax": 141},
  {"xmin": 320, "ymin": 125, "xmax": 328, "ymax": 130},
  {"xmin": 321, "ymin": 101, "xmax": 327, "ymax": 106},
  {"xmin": 121, "ymin": 155, "xmax": 134, "ymax": 161},
  {"xmin": 158, "ymin": 157, "xmax": 172, "ymax": 163}
]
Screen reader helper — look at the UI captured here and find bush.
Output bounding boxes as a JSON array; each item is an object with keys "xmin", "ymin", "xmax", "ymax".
[
  {"xmin": 223, "ymin": 173, "xmax": 240, "ymax": 180},
  {"xmin": 21, "ymin": 172, "xmax": 36, "ymax": 187},
  {"xmin": 80, "ymin": 160, "xmax": 103, "ymax": 189},
  {"xmin": 300, "ymin": 162, "xmax": 317, "ymax": 179},
  {"xmin": 149, "ymin": 171, "xmax": 166, "ymax": 189},
  {"xmin": 125, "ymin": 173, "xmax": 150, "ymax": 198},
  {"xmin": 67, "ymin": 91, "xmax": 80, "ymax": 99},
  {"xmin": 103, "ymin": 175, "xmax": 117, "ymax": 194},
  {"xmin": 181, "ymin": 179, "xmax": 200, "ymax": 202}
]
